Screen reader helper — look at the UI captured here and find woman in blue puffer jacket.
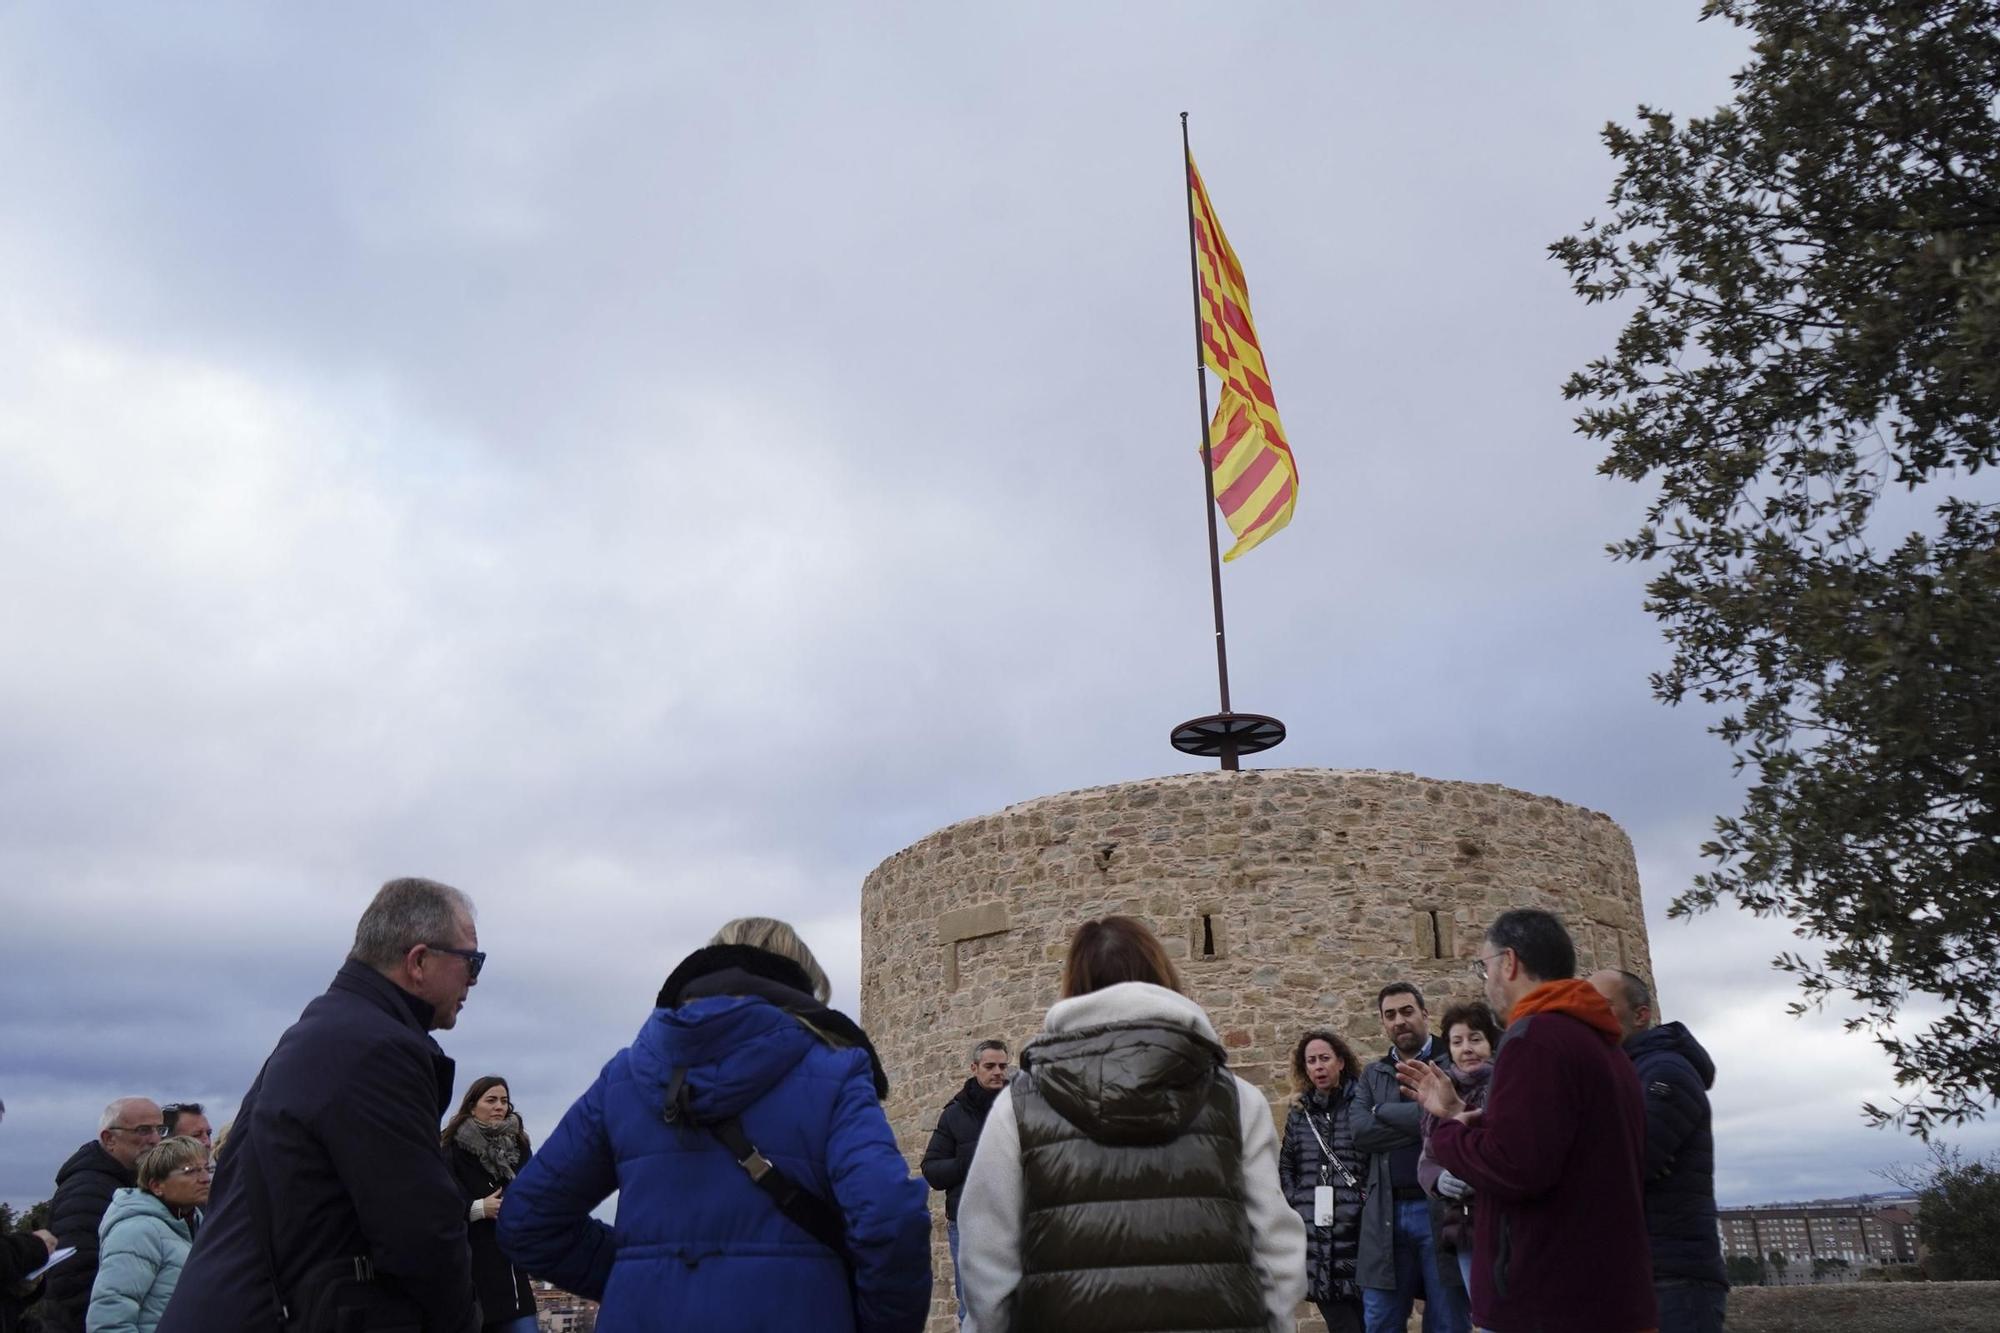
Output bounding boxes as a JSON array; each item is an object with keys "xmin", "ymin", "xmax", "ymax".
[{"xmin": 498, "ymin": 917, "xmax": 931, "ymax": 1333}]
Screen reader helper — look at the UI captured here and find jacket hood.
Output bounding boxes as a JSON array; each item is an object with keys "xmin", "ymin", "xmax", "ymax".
[
  {"xmin": 99, "ymin": 1187, "xmax": 190, "ymax": 1243},
  {"xmin": 1509, "ymin": 979, "xmax": 1625, "ymax": 1043},
  {"xmin": 1026, "ymin": 982, "xmax": 1229, "ymax": 1147},
  {"xmin": 1627, "ymin": 1020, "xmax": 1716, "ymax": 1088},
  {"xmin": 630, "ymin": 994, "xmax": 822, "ymax": 1123},
  {"xmin": 58, "ymin": 1140, "xmax": 131, "ymax": 1188}
]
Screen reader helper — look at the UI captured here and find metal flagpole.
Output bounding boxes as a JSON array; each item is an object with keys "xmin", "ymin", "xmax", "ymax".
[
  {"xmin": 1181, "ymin": 113, "xmax": 1236, "ymax": 768},
  {"xmin": 1169, "ymin": 114, "xmax": 1286, "ymax": 772}
]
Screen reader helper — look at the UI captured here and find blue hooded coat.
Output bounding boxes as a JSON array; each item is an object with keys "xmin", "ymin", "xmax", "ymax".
[{"xmin": 498, "ymin": 951, "xmax": 931, "ymax": 1333}]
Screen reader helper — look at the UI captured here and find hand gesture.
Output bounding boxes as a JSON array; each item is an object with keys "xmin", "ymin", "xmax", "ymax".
[
  {"xmin": 1394, "ymin": 1058, "xmax": 1464, "ymax": 1120},
  {"xmin": 481, "ymin": 1189, "xmax": 504, "ymax": 1219},
  {"xmin": 32, "ymin": 1230, "xmax": 57, "ymax": 1257}
]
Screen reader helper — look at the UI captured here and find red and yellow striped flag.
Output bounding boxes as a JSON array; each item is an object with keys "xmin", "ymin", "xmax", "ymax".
[{"xmin": 1188, "ymin": 155, "xmax": 1299, "ymax": 559}]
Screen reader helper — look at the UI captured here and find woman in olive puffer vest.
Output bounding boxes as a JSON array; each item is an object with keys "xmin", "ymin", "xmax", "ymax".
[
  {"xmin": 1277, "ymin": 1029, "xmax": 1368, "ymax": 1333},
  {"xmin": 956, "ymin": 916, "xmax": 1306, "ymax": 1333}
]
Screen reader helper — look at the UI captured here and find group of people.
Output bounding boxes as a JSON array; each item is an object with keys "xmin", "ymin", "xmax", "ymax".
[{"xmin": 1, "ymin": 877, "xmax": 1726, "ymax": 1333}]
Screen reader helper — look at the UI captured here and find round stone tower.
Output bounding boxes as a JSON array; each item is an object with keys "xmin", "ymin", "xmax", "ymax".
[{"xmin": 858, "ymin": 767, "xmax": 1654, "ymax": 1332}]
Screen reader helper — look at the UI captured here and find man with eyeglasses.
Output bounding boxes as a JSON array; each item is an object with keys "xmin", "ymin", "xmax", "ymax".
[
  {"xmin": 1399, "ymin": 909, "xmax": 1655, "ymax": 1333},
  {"xmin": 159, "ymin": 878, "xmax": 483, "ymax": 1333},
  {"xmin": 41, "ymin": 1097, "xmax": 161, "ymax": 1333}
]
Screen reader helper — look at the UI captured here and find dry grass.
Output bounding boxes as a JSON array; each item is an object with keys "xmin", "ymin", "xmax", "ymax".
[{"xmin": 1724, "ymin": 1281, "xmax": 2000, "ymax": 1332}]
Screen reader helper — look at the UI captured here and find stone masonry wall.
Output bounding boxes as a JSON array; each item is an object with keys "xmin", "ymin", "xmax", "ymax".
[{"xmin": 857, "ymin": 768, "xmax": 1653, "ymax": 1333}]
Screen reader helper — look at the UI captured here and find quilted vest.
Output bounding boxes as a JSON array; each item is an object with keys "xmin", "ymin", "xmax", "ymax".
[{"xmin": 1011, "ymin": 1019, "xmax": 1267, "ymax": 1333}]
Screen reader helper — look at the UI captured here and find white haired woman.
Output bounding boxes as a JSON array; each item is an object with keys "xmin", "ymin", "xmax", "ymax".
[{"xmin": 86, "ymin": 1136, "xmax": 211, "ymax": 1333}]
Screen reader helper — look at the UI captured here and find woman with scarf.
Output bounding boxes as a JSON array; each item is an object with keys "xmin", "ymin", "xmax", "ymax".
[
  {"xmin": 1418, "ymin": 1000, "xmax": 1502, "ymax": 1304},
  {"xmin": 497, "ymin": 917, "xmax": 931, "ymax": 1333},
  {"xmin": 1278, "ymin": 1029, "xmax": 1367, "ymax": 1333},
  {"xmin": 443, "ymin": 1077, "xmax": 538, "ymax": 1333}
]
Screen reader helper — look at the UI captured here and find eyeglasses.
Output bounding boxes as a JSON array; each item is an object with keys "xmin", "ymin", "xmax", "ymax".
[
  {"xmin": 1471, "ymin": 949, "xmax": 1512, "ymax": 982},
  {"xmin": 424, "ymin": 944, "xmax": 486, "ymax": 981},
  {"xmin": 174, "ymin": 1163, "xmax": 217, "ymax": 1178},
  {"xmin": 113, "ymin": 1124, "xmax": 166, "ymax": 1138}
]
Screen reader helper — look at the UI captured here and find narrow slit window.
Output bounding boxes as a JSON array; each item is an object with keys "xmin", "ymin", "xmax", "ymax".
[
  {"xmin": 1201, "ymin": 914, "xmax": 1216, "ymax": 958},
  {"xmin": 1428, "ymin": 909, "xmax": 1444, "ymax": 960}
]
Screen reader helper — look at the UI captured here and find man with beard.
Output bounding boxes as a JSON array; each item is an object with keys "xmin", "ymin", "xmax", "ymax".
[
  {"xmin": 43, "ymin": 1097, "xmax": 162, "ymax": 1333},
  {"xmin": 921, "ymin": 1039, "xmax": 1010, "ymax": 1327},
  {"xmin": 1353, "ymin": 984, "xmax": 1466, "ymax": 1333}
]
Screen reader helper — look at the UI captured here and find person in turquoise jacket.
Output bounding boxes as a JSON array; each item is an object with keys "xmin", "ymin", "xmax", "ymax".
[
  {"xmin": 498, "ymin": 917, "xmax": 931, "ymax": 1333},
  {"xmin": 86, "ymin": 1137, "xmax": 210, "ymax": 1333}
]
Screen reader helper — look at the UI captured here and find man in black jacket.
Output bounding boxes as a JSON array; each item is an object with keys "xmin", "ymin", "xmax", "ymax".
[
  {"xmin": 920, "ymin": 1038, "xmax": 1009, "ymax": 1326},
  {"xmin": 2, "ymin": 1100, "xmax": 62, "ymax": 1333},
  {"xmin": 1591, "ymin": 969, "xmax": 1729, "ymax": 1333},
  {"xmin": 43, "ymin": 1096, "xmax": 161, "ymax": 1333},
  {"xmin": 158, "ymin": 877, "xmax": 485, "ymax": 1333}
]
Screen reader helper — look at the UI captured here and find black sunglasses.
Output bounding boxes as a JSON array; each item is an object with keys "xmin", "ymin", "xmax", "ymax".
[{"xmin": 423, "ymin": 944, "xmax": 486, "ymax": 981}]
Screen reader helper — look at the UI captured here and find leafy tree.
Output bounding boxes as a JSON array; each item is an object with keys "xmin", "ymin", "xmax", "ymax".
[
  {"xmin": 1888, "ymin": 1141, "xmax": 2000, "ymax": 1279},
  {"xmin": 1769, "ymin": 1250, "xmax": 1790, "ymax": 1283},
  {"xmin": 13, "ymin": 1199, "xmax": 50, "ymax": 1232},
  {"xmin": 1553, "ymin": 0, "xmax": 2000, "ymax": 1135},
  {"xmin": 1726, "ymin": 1253, "xmax": 1769, "ymax": 1286}
]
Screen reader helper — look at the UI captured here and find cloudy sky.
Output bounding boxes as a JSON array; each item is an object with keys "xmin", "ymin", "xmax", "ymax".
[{"xmin": 3, "ymin": 3, "xmax": 1991, "ymax": 1214}]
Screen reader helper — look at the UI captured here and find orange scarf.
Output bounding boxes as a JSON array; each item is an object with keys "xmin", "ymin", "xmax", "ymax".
[{"xmin": 1506, "ymin": 978, "xmax": 1624, "ymax": 1042}]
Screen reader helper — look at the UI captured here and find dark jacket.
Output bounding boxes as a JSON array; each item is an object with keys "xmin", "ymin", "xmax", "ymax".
[
  {"xmin": 446, "ymin": 1142, "xmax": 538, "ymax": 1326},
  {"xmin": 920, "ymin": 1078, "xmax": 1000, "ymax": 1223},
  {"xmin": 497, "ymin": 945, "xmax": 931, "ymax": 1333},
  {"xmin": 1431, "ymin": 980, "xmax": 1655, "ymax": 1333},
  {"xmin": 156, "ymin": 961, "xmax": 478, "ymax": 1333},
  {"xmin": 3, "ymin": 1228, "xmax": 53, "ymax": 1333},
  {"xmin": 44, "ymin": 1141, "xmax": 135, "ymax": 1332},
  {"xmin": 1625, "ymin": 1022, "xmax": 1727, "ymax": 1288},
  {"xmin": 1352, "ymin": 1037, "xmax": 1462, "ymax": 1299},
  {"xmin": 1278, "ymin": 1081, "xmax": 1366, "ymax": 1307},
  {"xmin": 1011, "ymin": 1019, "xmax": 1266, "ymax": 1333}
]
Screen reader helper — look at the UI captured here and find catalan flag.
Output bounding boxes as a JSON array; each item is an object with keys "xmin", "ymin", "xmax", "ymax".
[{"xmin": 1188, "ymin": 155, "xmax": 1299, "ymax": 559}]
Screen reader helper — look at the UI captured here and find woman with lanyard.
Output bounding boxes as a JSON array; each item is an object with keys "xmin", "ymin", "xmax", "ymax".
[{"xmin": 1279, "ymin": 1028, "xmax": 1370, "ymax": 1333}]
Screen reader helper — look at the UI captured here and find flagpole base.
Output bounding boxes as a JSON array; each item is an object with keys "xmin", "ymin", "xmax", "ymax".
[{"xmin": 1170, "ymin": 711, "xmax": 1286, "ymax": 771}]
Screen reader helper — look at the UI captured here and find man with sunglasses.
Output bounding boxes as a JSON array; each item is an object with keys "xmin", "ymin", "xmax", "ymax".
[
  {"xmin": 41, "ymin": 1097, "xmax": 161, "ymax": 1333},
  {"xmin": 160, "ymin": 878, "xmax": 483, "ymax": 1333}
]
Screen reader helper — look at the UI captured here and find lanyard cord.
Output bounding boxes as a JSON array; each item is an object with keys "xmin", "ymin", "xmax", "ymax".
[{"xmin": 1304, "ymin": 1103, "xmax": 1361, "ymax": 1190}]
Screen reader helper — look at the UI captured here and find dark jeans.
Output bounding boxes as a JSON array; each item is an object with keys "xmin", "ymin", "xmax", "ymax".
[
  {"xmin": 1317, "ymin": 1298, "xmax": 1364, "ymax": 1333},
  {"xmin": 948, "ymin": 1218, "xmax": 964, "ymax": 1326},
  {"xmin": 1362, "ymin": 1198, "xmax": 1468, "ymax": 1333},
  {"xmin": 1656, "ymin": 1280, "xmax": 1727, "ymax": 1333}
]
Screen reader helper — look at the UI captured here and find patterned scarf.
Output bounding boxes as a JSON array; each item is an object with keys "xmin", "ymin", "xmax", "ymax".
[{"xmin": 454, "ymin": 1113, "xmax": 524, "ymax": 1181}]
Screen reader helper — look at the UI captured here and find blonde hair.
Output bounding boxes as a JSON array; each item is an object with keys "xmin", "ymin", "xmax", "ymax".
[
  {"xmin": 136, "ymin": 1136, "xmax": 206, "ymax": 1192},
  {"xmin": 709, "ymin": 917, "xmax": 831, "ymax": 1003}
]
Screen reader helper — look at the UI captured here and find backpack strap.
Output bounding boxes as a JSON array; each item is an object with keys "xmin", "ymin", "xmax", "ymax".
[{"xmin": 659, "ymin": 1067, "xmax": 849, "ymax": 1262}]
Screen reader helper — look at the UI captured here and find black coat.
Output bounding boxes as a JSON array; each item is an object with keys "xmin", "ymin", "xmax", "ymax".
[
  {"xmin": 1278, "ymin": 1083, "xmax": 1366, "ymax": 1307},
  {"xmin": 1626, "ymin": 1022, "xmax": 1728, "ymax": 1287},
  {"xmin": 2, "ymin": 1228, "xmax": 52, "ymax": 1333},
  {"xmin": 42, "ymin": 1140, "xmax": 134, "ymax": 1332},
  {"xmin": 157, "ymin": 961, "xmax": 479, "ymax": 1333},
  {"xmin": 919, "ymin": 1078, "xmax": 999, "ymax": 1222},
  {"xmin": 446, "ymin": 1142, "xmax": 538, "ymax": 1326}
]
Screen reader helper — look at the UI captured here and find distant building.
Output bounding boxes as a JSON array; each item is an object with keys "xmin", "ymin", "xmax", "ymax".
[
  {"xmin": 533, "ymin": 1281, "xmax": 598, "ymax": 1332},
  {"xmin": 1718, "ymin": 1194, "xmax": 1921, "ymax": 1283}
]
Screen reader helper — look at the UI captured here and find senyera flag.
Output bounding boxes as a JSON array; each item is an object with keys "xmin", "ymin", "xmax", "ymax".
[{"xmin": 1188, "ymin": 155, "xmax": 1299, "ymax": 559}]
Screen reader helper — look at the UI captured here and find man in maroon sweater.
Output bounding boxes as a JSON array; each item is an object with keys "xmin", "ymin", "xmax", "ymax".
[{"xmin": 1399, "ymin": 909, "xmax": 1656, "ymax": 1333}]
